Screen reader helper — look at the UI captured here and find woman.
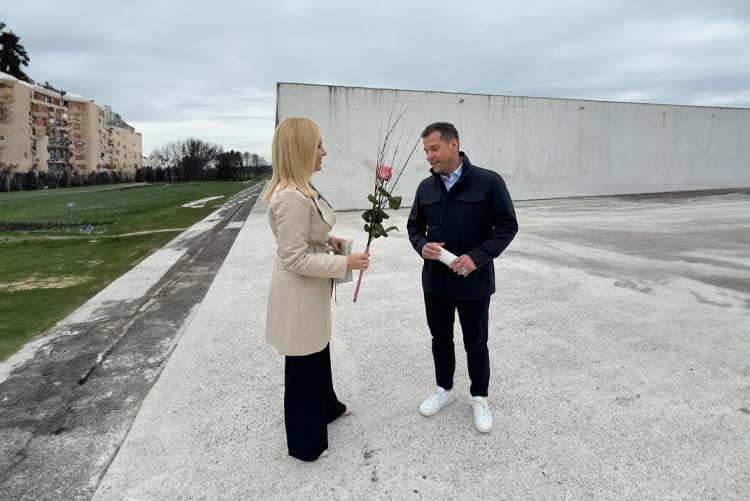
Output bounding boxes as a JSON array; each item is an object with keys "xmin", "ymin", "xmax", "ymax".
[{"xmin": 263, "ymin": 117, "xmax": 370, "ymax": 462}]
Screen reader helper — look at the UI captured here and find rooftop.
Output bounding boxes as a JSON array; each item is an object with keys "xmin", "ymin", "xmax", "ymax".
[{"xmin": 92, "ymin": 190, "xmax": 750, "ymax": 499}]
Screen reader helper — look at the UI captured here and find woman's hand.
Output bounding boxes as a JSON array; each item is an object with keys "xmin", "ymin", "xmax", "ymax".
[
  {"xmin": 328, "ymin": 236, "xmax": 344, "ymax": 255},
  {"xmin": 347, "ymin": 252, "xmax": 370, "ymax": 271}
]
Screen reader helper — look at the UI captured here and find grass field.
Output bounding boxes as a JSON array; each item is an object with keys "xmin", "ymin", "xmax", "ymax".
[{"xmin": 0, "ymin": 181, "xmax": 254, "ymax": 362}]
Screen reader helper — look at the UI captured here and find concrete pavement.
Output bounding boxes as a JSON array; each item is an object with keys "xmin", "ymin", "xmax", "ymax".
[{"xmin": 92, "ymin": 190, "xmax": 750, "ymax": 499}]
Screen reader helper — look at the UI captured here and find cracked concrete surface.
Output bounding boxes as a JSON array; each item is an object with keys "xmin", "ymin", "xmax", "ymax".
[{"xmin": 89, "ymin": 190, "xmax": 749, "ymax": 500}]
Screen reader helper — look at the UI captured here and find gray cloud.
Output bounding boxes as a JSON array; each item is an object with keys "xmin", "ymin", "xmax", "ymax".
[{"xmin": 4, "ymin": 0, "xmax": 749, "ymax": 156}]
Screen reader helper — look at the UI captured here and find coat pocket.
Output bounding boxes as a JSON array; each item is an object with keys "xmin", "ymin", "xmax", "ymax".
[
  {"xmin": 421, "ymin": 193, "xmax": 442, "ymax": 225},
  {"xmin": 422, "ymin": 193, "xmax": 442, "ymax": 206},
  {"xmin": 456, "ymin": 190, "xmax": 485, "ymax": 203}
]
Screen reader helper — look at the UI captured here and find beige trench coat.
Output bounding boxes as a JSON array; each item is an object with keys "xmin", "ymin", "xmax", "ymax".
[{"xmin": 266, "ymin": 187, "xmax": 348, "ymax": 356}]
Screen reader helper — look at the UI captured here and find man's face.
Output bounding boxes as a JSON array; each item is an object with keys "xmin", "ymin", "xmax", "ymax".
[{"xmin": 422, "ymin": 131, "xmax": 458, "ymax": 175}]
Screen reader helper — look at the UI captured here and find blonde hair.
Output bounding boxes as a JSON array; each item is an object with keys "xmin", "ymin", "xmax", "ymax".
[{"xmin": 262, "ymin": 117, "xmax": 320, "ymax": 203}]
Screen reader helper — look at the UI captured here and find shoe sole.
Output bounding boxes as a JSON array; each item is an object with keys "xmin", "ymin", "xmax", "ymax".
[{"xmin": 418, "ymin": 394, "xmax": 455, "ymax": 417}]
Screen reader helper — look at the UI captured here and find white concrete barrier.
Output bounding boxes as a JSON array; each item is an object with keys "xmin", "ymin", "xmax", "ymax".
[{"xmin": 276, "ymin": 82, "xmax": 750, "ymax": 209}]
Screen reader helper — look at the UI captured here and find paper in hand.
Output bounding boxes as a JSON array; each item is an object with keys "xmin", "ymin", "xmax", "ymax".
[
  {"xmin": 336, "ymin": 239, "xmax": 354, "ymax": 284},
  {"xmin": 438, "ymin": 247, "xmax": 458, "ymax": 267}
]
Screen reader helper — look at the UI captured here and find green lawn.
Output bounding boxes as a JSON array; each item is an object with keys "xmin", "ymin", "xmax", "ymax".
[{"xmin": 0, "ymin": 181, "xmax": 254, "ymax": 361}]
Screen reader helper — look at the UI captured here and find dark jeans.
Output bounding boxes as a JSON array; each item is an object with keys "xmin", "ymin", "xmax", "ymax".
[
  {"xmin": 284, "ymin": 344, "xmax": 346, "ymax": 461},
  {"xmin": 424, "ymin": 291, "xmax": 491, "ymax": 397}
]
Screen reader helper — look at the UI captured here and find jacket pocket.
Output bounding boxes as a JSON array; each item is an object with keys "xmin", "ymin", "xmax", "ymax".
[
  {"xmin": 456, "ymin": 190, "xmax": 485, "ymax": 203},
  {"xmin": 421, "ymin": 193, "xmax": 442, "ymax": 225},
  {"xmin": 422, "ymin": 193, "xmax": 441, "ymax": 206}
]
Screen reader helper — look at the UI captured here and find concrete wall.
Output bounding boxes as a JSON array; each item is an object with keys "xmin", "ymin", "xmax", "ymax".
[{"xmin": 276, "ymin": 83, "xmax": 750, "ymax": 209}]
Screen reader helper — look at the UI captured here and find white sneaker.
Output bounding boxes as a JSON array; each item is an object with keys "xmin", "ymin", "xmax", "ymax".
[
  {"xmin": 418, "ymin": 387, "xmax": 455, "ymax": 417},
  {"xmin": 471, "ymin": 396, "xmax": 492, "ymax": 433}
]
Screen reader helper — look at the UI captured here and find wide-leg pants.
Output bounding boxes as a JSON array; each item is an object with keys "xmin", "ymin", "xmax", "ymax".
[
  {"xmin": 284, "ymin": 344, "xmax": 346, "ymax": 461},
  {"xmin": 424, "ymin": 291, "xmax": 491, "ymax": 397}
]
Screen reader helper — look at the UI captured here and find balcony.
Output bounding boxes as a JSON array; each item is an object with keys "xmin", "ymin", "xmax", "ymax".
[{"xmin": 48, "ymin": 137, "xmax": 70, "ymax": 147}]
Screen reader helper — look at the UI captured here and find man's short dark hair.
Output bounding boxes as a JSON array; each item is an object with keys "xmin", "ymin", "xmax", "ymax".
[{"xmin": 421, "ymin": 122, "xmax": 459, "ymax": 145}]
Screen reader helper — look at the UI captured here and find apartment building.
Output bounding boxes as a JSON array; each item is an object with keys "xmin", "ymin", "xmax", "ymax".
[
  {"xmin": 108, "ymin": 124, "xmax": 142, "ymax": 171},
  {"xmin": 68, "ymin": 96, "xmax": 106, "ymax": 173},
  {"xmin": 104, "ymin": 105, "xmax": 142, "ymax": 171},
  {"xmin": 0, "ymin": 74, "xmax": 34, "ymax": 171},
  {"xmin": 0, "ymin": 71, "xmax": 141, "ymax": 175}
]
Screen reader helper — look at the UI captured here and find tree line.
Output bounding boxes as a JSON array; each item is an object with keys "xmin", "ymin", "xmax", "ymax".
[
  {"xmin": 0, "ymin": 169, "xmax": 134, "ymax": 192},
  {"xmin": 143, "ymin": 138, "xmax": 270, "ymax": 182}
]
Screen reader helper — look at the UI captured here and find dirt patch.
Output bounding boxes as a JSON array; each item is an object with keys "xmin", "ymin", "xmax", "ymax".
[
  {"xmin": 0, "ymin": 236, "xmax": 77, "ymax": 243},
  {"xmin": 0, "ymin": 275, "xmax": 92, "ymax": 292}
]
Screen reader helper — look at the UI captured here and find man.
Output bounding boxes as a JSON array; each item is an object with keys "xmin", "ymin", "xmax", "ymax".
[{"xmin": 407, "ymin": 122, "xmax": 518, "ymax": 433}]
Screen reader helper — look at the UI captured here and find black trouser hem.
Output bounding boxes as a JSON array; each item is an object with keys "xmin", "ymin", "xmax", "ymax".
[{"xmin": 284, "ymin": 344, "xmax": 345, "ymax": 461}]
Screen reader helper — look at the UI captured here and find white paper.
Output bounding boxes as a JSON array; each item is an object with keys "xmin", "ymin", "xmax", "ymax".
[
  {"xmin": 339, "ymin": 238, "xmax": 353, "ymax": 256},
  {"xmin": 336, "ymin": 239, "xmax": 354, "ymax": 284},
  {"xmin": 438, "ymin": 248, "xmax": 458, "ymax": 266}
]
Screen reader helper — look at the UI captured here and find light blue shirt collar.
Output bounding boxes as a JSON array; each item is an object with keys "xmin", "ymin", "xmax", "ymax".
[{"xmin": 441, "ymin": 162, "xmax": 463, "ymax": 191}]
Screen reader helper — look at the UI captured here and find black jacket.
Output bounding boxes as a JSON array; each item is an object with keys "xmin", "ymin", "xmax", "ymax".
[{"xmin": 407, "ymin": 152, "xmax": 518, "ymax": 300}]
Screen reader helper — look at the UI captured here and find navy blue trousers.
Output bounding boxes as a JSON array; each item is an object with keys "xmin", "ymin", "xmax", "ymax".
[
  {"xmin": 284, "ymin": 344, "xmax": 346, "ymax": 461},
  {"xmin": 424, "ymin": 292, "xmax": 491, "ymax": 397}
]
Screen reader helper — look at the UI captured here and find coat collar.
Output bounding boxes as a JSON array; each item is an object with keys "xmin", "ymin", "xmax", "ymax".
[
  {"xmin": 308, "ymin": 184, "xmax": 336, "ymax": 229},
  {"xmin": 430, "ymin": 151, "xmax": 473, "ymax": 189}
]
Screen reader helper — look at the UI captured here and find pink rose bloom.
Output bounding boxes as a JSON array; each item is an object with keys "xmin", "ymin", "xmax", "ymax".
[{"xmin": 376, "ymin": 164, "xmax": 392, "ymax": 181}]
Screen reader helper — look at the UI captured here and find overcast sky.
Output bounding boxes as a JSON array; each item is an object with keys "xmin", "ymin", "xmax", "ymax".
[{"xmin": 4, "ymin": 0, "xmax": 749, "ymax": 157}]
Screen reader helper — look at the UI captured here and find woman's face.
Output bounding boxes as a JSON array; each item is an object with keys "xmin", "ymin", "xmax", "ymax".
[{"xmin": 314, "ymin": 138, "xmax": 327, "ymax": 172}]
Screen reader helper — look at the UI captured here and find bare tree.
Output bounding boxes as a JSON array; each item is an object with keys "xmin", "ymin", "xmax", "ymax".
[
  {"xmin": 148, "ymin": 141, "xmax": 181, "ymax": 169},
  {"xmin": 179, "ymin": 138, "xmax": 221, "ymax": 180}
]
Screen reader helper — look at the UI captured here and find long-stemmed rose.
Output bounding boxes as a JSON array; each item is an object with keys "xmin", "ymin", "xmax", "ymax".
[
  {"xmin": 376, "ymin": 164, "xmax": 392, "ymax": 181},
  {"xmin": 353, "ymin": 108, "xmax": 420, "ymax": 302}
]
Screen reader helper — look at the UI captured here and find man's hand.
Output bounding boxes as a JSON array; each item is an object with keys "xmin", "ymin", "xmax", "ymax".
[
  {"xmin": 328, "ymin": 236, "xmax": 343, "ymax": 255},
  {"xmin": 450, "ymin": 254, "xmax": 477, "ymax": 277},
  {"xmin": 421, "ymin": 242, "xmax": 445, "ymax": 260}
]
